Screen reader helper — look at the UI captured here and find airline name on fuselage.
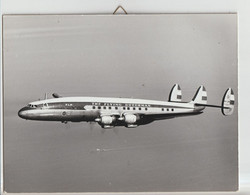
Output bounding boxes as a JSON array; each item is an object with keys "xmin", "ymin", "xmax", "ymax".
[{"xmin": 91, "ymin": 102, "xmax": 151, "ymax": 107}]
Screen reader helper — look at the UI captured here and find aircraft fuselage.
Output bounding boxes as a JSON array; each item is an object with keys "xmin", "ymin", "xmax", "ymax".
[{"xmin": 18, "ymin": 96, "xmax": 204, "ymax": 128}]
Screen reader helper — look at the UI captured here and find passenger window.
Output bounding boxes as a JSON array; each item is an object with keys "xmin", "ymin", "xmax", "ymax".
[
  {"xmin": 162, "ymin": 108, "xmax": 164, "ymax": 111},
  {"xmin": 139, "ymin": 108, "xmax": 141, "ymax": 110},
  {"xmin": 98, "ymin": 106, "xmax": 101, "ymax": 109},
  {"xmin": 172, "ymin": 108, "xmax": 174, "ymax": 111},
  {"xmin": 115, "ymin": 107, "xmax": 118, "ymax": 110},
  {"xmin": 127, "ymin": 107, "xmax": 130, "ymax": 110},
  {"xmin": 92, "ymin": 106, "xmax": 95, "ymax": 109},
  {"xmin": 145, "ymin": 108, "xmax": 148, "ymax": 111},
  {"xmin": 103, "ymin": 106, "xmax": 106, "ymax": 109},
  {"xmin": 167, "ymin": 108, "xmax": 169, "ymax": 111},
  {"xmin": 109, "ymin": 107, "xmax": 111, "ymax": 109},
  {"xmin": 123, "ymin": 107, "xmax": 126, "ymax": 110},
  {"xmin": 133, "ymin": 107, "xmax": 136, "ymax": 110}
]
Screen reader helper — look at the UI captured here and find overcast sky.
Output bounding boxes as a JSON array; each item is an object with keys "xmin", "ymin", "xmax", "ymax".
[{"xmin": 3, "ymin": 14, "xmax": 237, "ymax": 193}]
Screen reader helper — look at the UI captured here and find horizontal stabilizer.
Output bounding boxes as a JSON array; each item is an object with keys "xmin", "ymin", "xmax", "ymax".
[
  {"xmin": 169, "ymin": 84, "xmax": 182, "ymax": 102},
  {"xmin": 195, "ymin": 103, "xmax": 222, "ymax": 108},
  {"xmin": 194, "ymin": 88, "xmax": 235, "ymax": 116}
]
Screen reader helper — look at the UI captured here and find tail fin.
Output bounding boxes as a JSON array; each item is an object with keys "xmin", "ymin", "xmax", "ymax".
[
  {"xmin": 221, "ymin": 88, "xmax": 234, "ymax": 116},
  {"xmin": 169, "ymin": 84, "xmax": 182, "ymax": 102},
  {"xmin": 191, "ymin": 85, "xmax": 207, "ymax": 104}
]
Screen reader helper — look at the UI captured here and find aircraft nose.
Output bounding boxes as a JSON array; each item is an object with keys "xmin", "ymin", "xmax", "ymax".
[{"xmin": 18, "ymin": 107, "xmax": 27, "ymax": 119}]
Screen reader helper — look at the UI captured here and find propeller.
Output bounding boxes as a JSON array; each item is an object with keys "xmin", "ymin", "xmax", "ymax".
[
  {"xmin": 100, "ymin": 129, "xmax": 105, "ymax": 134},
  {"xmin": 62, "ymin": 121, "xmax": 70, "ymax": 129},
  {"xmin": 88, "ymin": 121, "xmax": 96, "ymax": 133},
  {"xmin": 113, "ymin": 127, "xmax": 119, "ymax": 135},
  {"xmin": 100, "ymin": 126, "xmax": 119, "ymax": 134}
]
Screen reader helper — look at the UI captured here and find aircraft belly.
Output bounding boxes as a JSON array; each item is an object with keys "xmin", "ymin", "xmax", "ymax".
[
  {"xmin": 151, "ymin": 111, "xmax": 203, "ymax": 120},
  {"xmin": 26, "ymin": 109, "xmax": 98, "ymax": 122}
]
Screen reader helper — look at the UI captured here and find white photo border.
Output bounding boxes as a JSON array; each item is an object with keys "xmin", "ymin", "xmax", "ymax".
[{"xmin": 1, "ymin": 0, "xmax": 249, "ymax": 194}]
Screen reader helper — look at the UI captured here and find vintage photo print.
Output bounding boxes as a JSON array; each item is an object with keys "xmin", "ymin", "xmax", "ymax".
[{"xmin": 2, "ymin": 14, "xmax": 238, "ymax": 192}]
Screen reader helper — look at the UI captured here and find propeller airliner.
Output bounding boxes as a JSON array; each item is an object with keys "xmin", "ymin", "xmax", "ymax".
[{"xmin": 18, "ymin": 84, "xmax": 235, "ymax": 129}]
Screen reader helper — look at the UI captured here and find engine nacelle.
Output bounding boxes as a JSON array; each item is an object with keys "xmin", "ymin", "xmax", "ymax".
[
  {"xmin": 101, "ymin": 116, "xmax": 115, "ymax": 125},
  {"xmin": 124, "ymin": 114, "xmax": 137, "ymax": 124}
]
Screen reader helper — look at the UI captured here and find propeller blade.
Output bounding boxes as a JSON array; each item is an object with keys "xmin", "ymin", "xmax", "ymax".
[
  {"xmin": 62, "ymin": 122, "xmax": 70, "ymax": 129},
  {"xmin": 89, "ymin": 122, "xmax": 96, "ymax": 133},
  {"xmin": 101, "ymin": 129, "xmax": 106, "ymax": 134},
  {"xmin": 113, "ymin": 127, "xmax": 119, "ymax": 135}
]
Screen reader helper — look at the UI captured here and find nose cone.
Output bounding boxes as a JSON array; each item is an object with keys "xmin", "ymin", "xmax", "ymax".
[{"xmin": 18, "ymin": 107, "xmax": 27, "ymax": 119}]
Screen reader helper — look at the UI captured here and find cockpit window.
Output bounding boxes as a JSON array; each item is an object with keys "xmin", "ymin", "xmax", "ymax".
[{"xmin": 28, "ymin": 104, "xmax": 37, "ymax": 108}]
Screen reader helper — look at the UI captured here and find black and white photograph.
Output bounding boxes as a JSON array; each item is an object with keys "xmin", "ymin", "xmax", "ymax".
[{"xmin": 3, "ymin": 14, "xmax": 238, "ymax": 193}]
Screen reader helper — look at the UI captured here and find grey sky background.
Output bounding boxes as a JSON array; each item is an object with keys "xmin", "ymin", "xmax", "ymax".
[{"xmin": 3, "ymin": 14, "xmax": 237, "ymax": 192}]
